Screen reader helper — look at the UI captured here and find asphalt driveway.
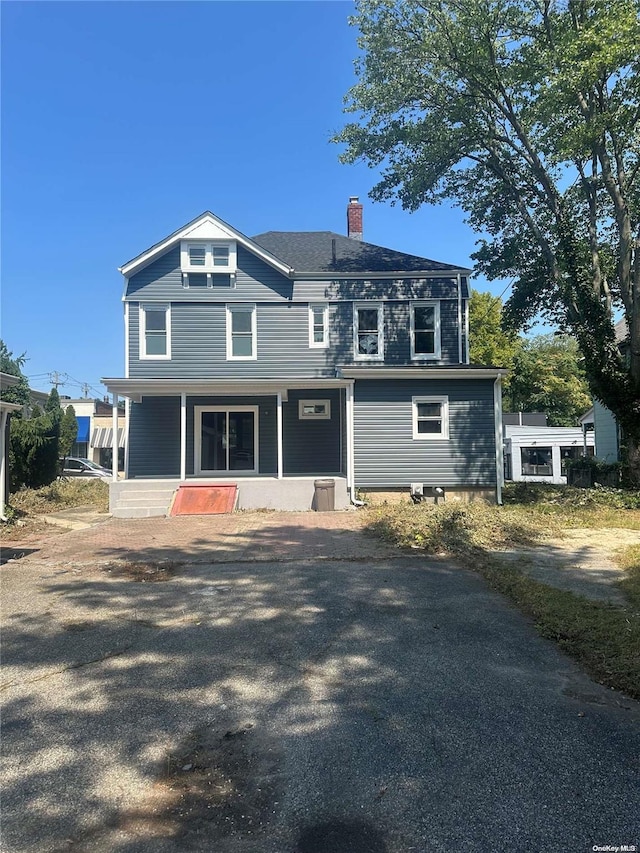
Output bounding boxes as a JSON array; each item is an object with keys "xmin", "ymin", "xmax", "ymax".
[{"xmin": 1, "ymin": 514, "xmax": 639, "ymax": 852}]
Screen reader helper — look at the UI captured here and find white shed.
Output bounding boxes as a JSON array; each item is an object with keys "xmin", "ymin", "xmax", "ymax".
[{"xmin": 504, "ymin": 424, "xmax": 595, "ymax": 484}]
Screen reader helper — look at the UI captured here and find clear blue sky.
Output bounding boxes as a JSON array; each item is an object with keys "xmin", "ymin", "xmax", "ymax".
[{"xmin": 2, "ymin": 0, "xmax": 508, "ymax": 398}]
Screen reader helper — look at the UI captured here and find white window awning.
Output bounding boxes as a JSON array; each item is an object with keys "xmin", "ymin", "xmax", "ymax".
[{"xmin": 92, "ymin": 427, "xmax": 125, "ymax": 449}]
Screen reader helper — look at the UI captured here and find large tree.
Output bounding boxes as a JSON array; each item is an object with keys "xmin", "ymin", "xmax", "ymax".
[
  {"xmin": 508, "ymin": 334, "xmax": 592, "ymax": 424},
  {"xmin": 335, "ymin": 0, "xmax": 640, "ymax": 480}
]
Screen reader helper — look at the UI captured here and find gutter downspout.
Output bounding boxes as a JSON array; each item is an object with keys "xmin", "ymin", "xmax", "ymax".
[
  {"xmin": 494, "ymin": 376, "xmax": 504, "ymax": 505},
  {"xmin": 457, "ymin": 273, "xmax": 463, "ymax": 364}
]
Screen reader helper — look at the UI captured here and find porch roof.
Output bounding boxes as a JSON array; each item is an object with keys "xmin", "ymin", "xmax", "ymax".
[{"xmin": 100, "ymin": 377, "xmax": 353, "ymax": 402}]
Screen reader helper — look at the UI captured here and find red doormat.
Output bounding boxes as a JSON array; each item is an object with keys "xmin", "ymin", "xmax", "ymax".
[{"xmin": 170, "ymin": 484, "xmax": 238, "ymax": 516}]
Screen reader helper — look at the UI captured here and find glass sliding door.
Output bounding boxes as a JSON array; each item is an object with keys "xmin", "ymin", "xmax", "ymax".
[{"xmin": 195, "ymin": 406, "xmax": 258, "ymax": 475}]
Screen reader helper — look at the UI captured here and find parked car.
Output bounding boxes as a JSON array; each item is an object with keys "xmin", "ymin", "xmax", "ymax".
[{"xmin": 60, "ymin": 457, "xmax": 111, "ymax": 479}]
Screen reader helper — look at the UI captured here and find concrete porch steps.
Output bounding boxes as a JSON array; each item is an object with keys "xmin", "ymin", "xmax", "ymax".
[{"xmin": 110, "ymin": 476, "xmax": 350, "ymax": 517}]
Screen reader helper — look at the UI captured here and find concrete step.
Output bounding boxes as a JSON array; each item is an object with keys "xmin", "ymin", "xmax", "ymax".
[
  {"xmin": 111, "ymin": 506, "xmax": 169, "ymax": 519},
  {"xmin": 115, "ymin": 497, "xmax": 174, "ymax": 509}
]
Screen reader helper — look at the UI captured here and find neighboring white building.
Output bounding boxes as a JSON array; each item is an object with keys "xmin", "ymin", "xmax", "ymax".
[
  {"xmin": 59, "ymin": 398, "xmax": 126, "ymax": 471},
  {"xmin": 504, "ymin": 424, "xmax": 595, "ymax": 484}
]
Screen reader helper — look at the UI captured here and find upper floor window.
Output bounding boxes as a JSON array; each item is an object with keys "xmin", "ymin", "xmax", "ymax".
[
  {"xmin": 412, "ymin": 396, "xmax": 449, "ymax": 440},
  {"xmin": 226, "ymin": 304, "xmax": 256, "ymax": 360},
  {"xmin": 354, "ymin": 302, "xmax": 383, "ymax": 360},
  {"xmin": 309, "ymin": 304, "xmax": 328, "ymax": 348},
  {"xmin": 181, "ymin": 240, "xmax": 236, "ymax": 274},
  {"xmin": 140, "ymin": 303, "xmax": 171, "ymax": 359},
  {"xmin": 411, "ymin": 301, "xmax": 441, "ymax": 360}
]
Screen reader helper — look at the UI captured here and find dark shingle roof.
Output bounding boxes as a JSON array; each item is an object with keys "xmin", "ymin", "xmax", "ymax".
[{"xmin": 252, "ymin": 231, "xmax": 467, "ymax": 274}]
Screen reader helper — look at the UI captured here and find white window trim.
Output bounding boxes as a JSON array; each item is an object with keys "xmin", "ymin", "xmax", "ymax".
[
  {"xmin": 194, "ymin": 405, "xmax": 259, "ymax": 475},
  {"xmin": 309, "ymin": 303, "xmax": 329, "ymax": 348},
  {"xmin": 410, "ymin": 300, "xmax": 441, "ymax": 361},
  {"xmin": 139, "ymin": 303, "xmax": 171, "ymax": 360},
  {"xmin": 412, "ymin": 395, "xmax": 449, "ymax": 440},
  {"xmin": 353, "ymin": 302, "xmax": 384, "ymax": 361},
  {"xmin": 298, "ymin": 399, "xmax": 331, "ymax": 420},
  {"xmin": 226, "ymin": 304, "xmax": 257, "ymax": 361},
  {"xmin": 180, "ymin": 240, "xmax": 237, "ymax": 274}
]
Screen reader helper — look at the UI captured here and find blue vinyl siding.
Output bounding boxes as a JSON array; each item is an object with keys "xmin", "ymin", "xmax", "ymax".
[
  {"xmin": 126, "ymin": 246, "xmax": 293, "ymax": 302},
  {"xmin": 283, "ymin": 389, "xmax": 342, "ymax": 474},
  {"xmin": 129, "ymin": 300, "xmax": 463, "ymax": 379},
  {"xmin": 353, "ymin": 379, "xmax": 497, "ymax": 488},
  {"xmin": 128, "ymin": 396, "xmax": 181, "ymax": 478}
]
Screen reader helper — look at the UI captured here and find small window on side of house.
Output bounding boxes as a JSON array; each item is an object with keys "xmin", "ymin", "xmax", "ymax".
[
  {"xmin": 140, "ymin": 304, "xmax": 171, "ymax": 359},
  {"xmin": 411, "ymin": 301, "xmax": 441, "ymax": 360},
  {"xmin": 298, "ymin": 400, "xmax": 331, "ymax": 419},
  {"xmin": 309, "ymin": 304, "xmax": 329, "ymax": 348},
  {"xmin": 354, "ymin": 303, "xmax": 383, "ymax": 360},
  {"xmin": 412, "ymin": 396, "xmax": 449, "ymax": 439},
  {"xmin": 226, "ymin": 304, "xmax": 256, "ymax": 360}
]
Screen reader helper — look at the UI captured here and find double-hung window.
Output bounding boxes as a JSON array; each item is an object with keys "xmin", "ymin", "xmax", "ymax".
[
  {"xmin": 354, "ymin": 302, "xmax": 383, "ymax": 360},
  {"xmin": 226, "ymin": 304, "xmax": 256, "ymax": 360},
  {"xmin": 140, "ymin": 303, "xmax": 170, "ymax": 359},
  {"xmin": 412, "ymin": 396, "xmax": 449, "ymax": 439},
  {"xmin": 411, "ymin": 301, "xmax": 440, "ymax": 360},
  {"xmin": 309, "ymin": 304, "xmax": 328, "ymax": 348}
]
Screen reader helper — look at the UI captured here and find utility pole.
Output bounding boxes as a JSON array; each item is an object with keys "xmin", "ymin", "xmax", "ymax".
[
  {"xmin": 49, "ymin": 371, "xmax": 67, "ymax": 389},
  {"xmin": 81, "ymin": 383, "xmax": 91, "ymax": 398}
]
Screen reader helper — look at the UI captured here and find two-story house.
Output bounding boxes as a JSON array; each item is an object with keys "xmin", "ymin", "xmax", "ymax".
[{"xmin": 102, "ymin": 199, "xmax": 506, "ymax": 516}]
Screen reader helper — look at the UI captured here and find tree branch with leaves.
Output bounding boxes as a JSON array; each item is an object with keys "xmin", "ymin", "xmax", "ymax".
[{"xmin": 335, "ymin": 0, "xmax": 640, "ymax": 481}]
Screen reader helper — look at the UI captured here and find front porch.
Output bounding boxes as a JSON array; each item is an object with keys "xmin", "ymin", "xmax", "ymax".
[
  {"xmin": 109, "ymin": 476, "xmax": 350, "ymax": 517},
  {"xmin": 101, "ymin": 377, "xmax": 356, "ymax": 517}
]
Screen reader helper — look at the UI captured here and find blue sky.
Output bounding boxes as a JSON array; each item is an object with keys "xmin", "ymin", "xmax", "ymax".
[{"xmin": 2, "ymin": 0, "xmax": 507, "ymax": 398}]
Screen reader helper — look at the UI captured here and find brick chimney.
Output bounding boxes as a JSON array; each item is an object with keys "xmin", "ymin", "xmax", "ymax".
[{"xmin": 347, "ymin": 196, "xmax": 363, "ymax": 240}]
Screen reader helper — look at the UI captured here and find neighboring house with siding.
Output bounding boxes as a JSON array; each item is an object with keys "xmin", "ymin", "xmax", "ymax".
[
  {"xmin": 102, "ymin": 200, "xmax": 506, "ymax": 516},
  {"xmin": 588, "ymin": 319, "xmax": 628, "ymax": 464}
]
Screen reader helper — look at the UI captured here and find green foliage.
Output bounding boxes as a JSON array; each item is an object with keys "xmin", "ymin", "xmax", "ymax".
[
  {"xmin": 44, "ymin": 387, "xmax": 62, "ymax": 421},
  {"xmin": 59, "ymin": 405, "xmax": 78, "ymax": 459},
  {"xmin": 468, "ymin": 289, "xmax": 522, "ymax": 367},
  {"xmin": 9, "ymin": 411, "xmax": 60, "ymax": 489},
  {"xmin": 335, "ymin": 0, "xmax": 640, "ymax": 476},
  {"xmin": 502, "ymin": 482, "xmax": 640, "ymax": 510},
  {"xmin": 507, "ymin": 334, "xmax": 592, "ymax": 425},
  {"xmin": 0, "ymin": 340, "xmax": 30, "ymax": 409}
]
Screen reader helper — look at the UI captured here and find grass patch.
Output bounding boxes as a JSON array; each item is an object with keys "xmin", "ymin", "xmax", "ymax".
[
  {"xmin": 502, "ymin": 482, "xmax": 640, "ymax": 529},
  {"xmin": 1, "ymin": 479, "xmax": 109, "ymax": 540},
  {"xmin": 364, "ymin": 499, "xmax": 640, "ymax": 701},
  {"xmin": 7, "ymin": 479, "xmax": 109, "ymax": 517},
  {"xmin": 616, "ymin": 545, "xmax": 640, "ymax": 609}
]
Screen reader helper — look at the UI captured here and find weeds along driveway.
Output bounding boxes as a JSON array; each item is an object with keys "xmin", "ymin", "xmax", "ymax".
[{"xmin": 1, "ymin": 514, "xmax": 639, "ymax": 853}]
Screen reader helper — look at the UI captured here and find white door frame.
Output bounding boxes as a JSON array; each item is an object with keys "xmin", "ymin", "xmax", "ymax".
[{"xmin": 194, "ymin": 405, "xmax": 259, "ymax": 476}]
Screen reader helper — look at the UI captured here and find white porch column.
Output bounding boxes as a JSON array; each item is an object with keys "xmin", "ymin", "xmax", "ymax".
[
  {"xmin": 0, "ymin": 410, "xmax": 9, "ymax": 519},
  {"xmin": 112, "ymin": 395, "xmax": 119, "ymax": 482},
  {"xmin": 276, "ymin": 392, "xmax": 283, "ymax": 480},
  {"xmin": 346, "ymin": 383, "xmax": 354, "ymax": 496},
  {"xmin": 180, "ymin": 393, "xmax": 187, "ymax": 481}
]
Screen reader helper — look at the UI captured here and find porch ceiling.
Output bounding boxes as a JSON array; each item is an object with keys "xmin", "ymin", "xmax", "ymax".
[{"xmin": 100, "ymin": 377, "xmax": 353, "ymax": 402}]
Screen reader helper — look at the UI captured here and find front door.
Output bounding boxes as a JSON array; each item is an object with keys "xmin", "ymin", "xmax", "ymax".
[{"xmin": 195, "ymin": 406, "xmax": 258, "ymax": 475}]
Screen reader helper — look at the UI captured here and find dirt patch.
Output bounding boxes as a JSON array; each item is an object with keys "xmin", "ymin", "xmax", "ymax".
[
  {"xmin": 60, "ymin": 718, "xmax": 284, "ymax": 852},
  {"xmin": 494, "ymin": 527, "xmax": 640, "ymax": 605},
  {"xmin": 102, "ymin": 560, "xmax": 183, "ymax": 582}
]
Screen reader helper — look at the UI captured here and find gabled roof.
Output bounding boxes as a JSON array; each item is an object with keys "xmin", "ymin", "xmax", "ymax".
[
  {"xmin": 252, "ymin": 231, "xmax": 469, "ymax": 276},
  {"xmin": 119, "ymin": 212, "xmax": 471, "ymax": 281},
  {"xmin": 119, "ymin": 211, "xmax": 294, "ymax": 278}
]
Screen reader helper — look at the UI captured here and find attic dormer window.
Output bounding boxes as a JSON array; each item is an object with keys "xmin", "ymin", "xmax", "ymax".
[{"xmin": 181, "ymin": 240, "xmax": 236, "ymax": 274}]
